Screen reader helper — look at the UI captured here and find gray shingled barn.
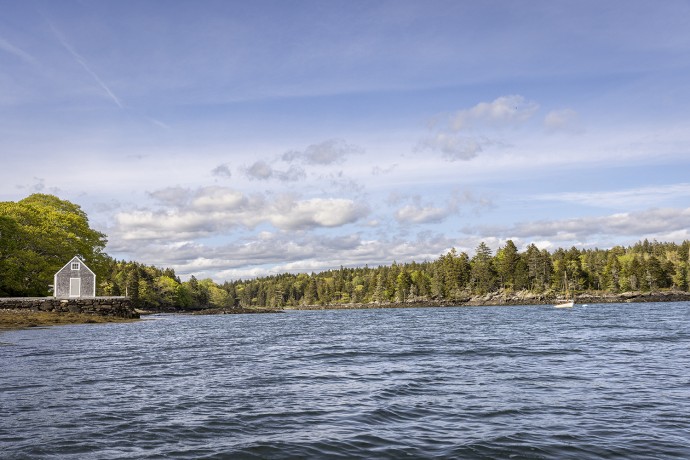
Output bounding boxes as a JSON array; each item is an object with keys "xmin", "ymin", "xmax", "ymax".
[{"xmin": 54, "ymin": 256, "xmax": 96, "ymax": 298}]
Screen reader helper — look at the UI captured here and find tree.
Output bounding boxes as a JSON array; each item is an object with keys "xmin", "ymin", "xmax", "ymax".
[
  {"xmin": 604, "ymin": 253, "xmax": 622, "ymax": 292},
  {"xmin": 396, "ymin": 269, "xmax": 412, "ymax": 302},
  {"xmin": 470, "ymin": 242, "xmax": 496, "ymax": 294},
  {"xmin": 0, "ymin": 216, "xmax": 22, "ymax": 296},
  {"xmin": 0, "ymin": 194, "xmax": 107, "ymax": 296},
  {"xmin": 495, "ymin": 240, "xmax": 519, "ymax": 290}
]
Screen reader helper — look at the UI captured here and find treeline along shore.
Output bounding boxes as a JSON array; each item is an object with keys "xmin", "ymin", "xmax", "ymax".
[{"xmin": 2, "ymin": 194, "xmax": 690, "ymax": 317}]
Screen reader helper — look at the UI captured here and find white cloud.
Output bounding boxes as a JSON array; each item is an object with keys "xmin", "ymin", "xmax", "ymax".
[
  {"xmin": 211, "ymin": 164, "xmax": 232, "ymax": 179},
  {"xmin": 544, "ymin": 108, "xmax": 583, "ymax": 133},
  {"xmin": 191, "ymin": 187, "xmax": 247, "ymax": 211},
  {"xmin": 395, "ymin": 204, "xmax": 448, "ymax": 224},
  {"xmin": 283, "ymin": 139, "xmax": 362, "ymax": 165},
  {"xmin": 417, "ymin": 95, "xmax": 537, "ymax": 162},
  {"xmin": 148, "ymin": 187, "xmax": 192, "ymax": 207},
  {"xmin": 415, "ymin": 133, "xmax": 485, "ymax": 161},
  {"xmin": 450, "ymin": 95, "xmax": 539, "ymax": 131},
  {"xmin": 393, "ymin": 189, "xmax": 493, "ymax": 225},
  {"xmin": 243, "ymin": 160, "xmax": 305, "ymax": 182},
  {"xmin": 244, "ymin": 160, "xmax": 274, "ymax": 180},
  {"xmin": 268, "ymin": 197, "xmax": 369, "ymax": 230},
  {"xmin": 113, "ymin": 186, "xmax": 369, "ymax": 242},
  {"xmin": 276, "ymin": 165, "xmax": 306, "ymax": 182},
  {"xmin": 488, "ymin": 207, "xmax": 690, "ymax": 241}
]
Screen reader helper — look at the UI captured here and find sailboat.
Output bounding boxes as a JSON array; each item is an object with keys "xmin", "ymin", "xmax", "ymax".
[{"xmin": 554, "ymin": 272, "xmax": 575, "ymax": 308}]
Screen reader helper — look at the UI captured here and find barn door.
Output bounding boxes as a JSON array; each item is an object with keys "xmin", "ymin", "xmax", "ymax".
[{"xmin": 69, "ymin": 278, "xmax": 81, "ymax": 297}]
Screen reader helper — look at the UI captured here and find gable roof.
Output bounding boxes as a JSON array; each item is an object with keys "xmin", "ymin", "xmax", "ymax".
[{"xmin": 56, "ymin": 256, "xmax": 96, "ymax": 276}]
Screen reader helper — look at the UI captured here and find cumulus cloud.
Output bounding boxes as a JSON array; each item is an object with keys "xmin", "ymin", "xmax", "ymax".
[
  {"xmin": 395, "ymin": 204, "xmax": 449, "ymax": 224},
  {"xmin": 418, "ymin": 95, "xmax": 538, "ymax": 161},
  {"xmin": 114, "ymin": 186, "xmax": 369, "ymax": 241},
  {"xmin": 393, "ymin": 190, "xmax": 493, "ymax": 225},
  {"xmin": 414, "ymin": 133, "xmax": 486, "ymax": 161},
  {"xmin": 211, "ymin": 163, "xmax": 232, "ymax": 179},
  {"xmin": 244, "ymin": 160, "xmax": 274, "ymax": 180},
  {"xmin": 544, "ymin": 108, "xmax": 583, "ymax": 134},
  {"xmin": 242, "ymin": 160, "xmax": 305, "ymax": 182},
  {"xmin": 191, "ymin": 187, "xmax": 248, "ymax": 211},
  {"xmin": 276, "ymin": 165, "xmax": 307, "ymax": 182},
  {"xmin": 269, "ymin": 197, "xmax": 369, "ymax": 230},
  {"xmin": 149, "ymin": 187, "xmax": 192, "ymax": 207},
  {"xmin": 450, "ymin": 95, "xmax": 539, "ymax": 131},
  {"xmin": 283, "ymin": 139, "xmax": 362, "ymax": 165}
]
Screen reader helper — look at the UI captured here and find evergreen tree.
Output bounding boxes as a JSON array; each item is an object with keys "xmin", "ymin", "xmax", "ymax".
[{"xmin": 470, "ymin": 242, "xmax": 496, "ymax": 294}]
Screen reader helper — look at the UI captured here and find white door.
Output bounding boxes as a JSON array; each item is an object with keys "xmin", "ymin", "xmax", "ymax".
[{"xmin": 69, "ymin": 278, "xmax": 81, "ymax": 297}]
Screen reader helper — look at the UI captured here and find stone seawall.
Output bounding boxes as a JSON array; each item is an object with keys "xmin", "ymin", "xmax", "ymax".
[{"xmin": 0, "ymin": 297, "xmax": 139, "ymax": 319}]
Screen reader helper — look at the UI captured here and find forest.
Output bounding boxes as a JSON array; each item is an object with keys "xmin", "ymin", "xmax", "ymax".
[{"xmin": 1, "ymin": 194, "xmax": 689, "ymax": 310}]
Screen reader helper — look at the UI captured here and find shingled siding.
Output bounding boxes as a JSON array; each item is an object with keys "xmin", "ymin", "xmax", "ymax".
[
  {"xmin": 54, "ymin": 272, "xmax": 96, "ymax": 297},
  {"xmin": 54, "ymin": 258, "xmax": 96, "ymax": 298},
  {"xmin": 0, "ymin": 297, "xmax": 139, "ymax": 319}
]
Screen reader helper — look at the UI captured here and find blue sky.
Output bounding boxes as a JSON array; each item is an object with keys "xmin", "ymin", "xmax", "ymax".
[{"xmin": 2, "ymin": 0, "xmax": 690, "ymax": 281}]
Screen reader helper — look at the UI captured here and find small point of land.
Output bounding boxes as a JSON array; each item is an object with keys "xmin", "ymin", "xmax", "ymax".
[{"xmin": 0, "ymin": 309, "xmax": 138, "ymax": 330}]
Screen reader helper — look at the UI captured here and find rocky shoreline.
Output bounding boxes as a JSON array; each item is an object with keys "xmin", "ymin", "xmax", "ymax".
[
  {"xmin": 3, "ymin": 290, "xmax": 688, "ymax": 328},
  {"xmin": 187, "ymin": 307, "xmax": 284, "ymax": 315},
  {"xmin": 0, "ymin": 297, "xmax": 139, "ymax": 317},
  {"xmin": 0, "ymin": 297, "xmax": 140, "ymax": 330},
  {"xmin": 289, "ymin": 289, "xmax": 690, "ymax": 310}
]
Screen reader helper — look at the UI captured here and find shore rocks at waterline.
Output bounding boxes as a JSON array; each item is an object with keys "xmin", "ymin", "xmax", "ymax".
[
  {"xmin": 0, "ymin": 297, "xmax": 139, "ymax": 319},
  {"xmin": 188, "ymin": 307, "xmax": 283, "ymax": 315},
  {"xmin": 293, "ymin": 289, "xmax": 690, "ymax": 310}
]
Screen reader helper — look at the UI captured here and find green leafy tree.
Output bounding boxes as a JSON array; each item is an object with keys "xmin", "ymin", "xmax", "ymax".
[{"xmin": 0, "ymin": 194, "xmax": 107, "ymax": 296}]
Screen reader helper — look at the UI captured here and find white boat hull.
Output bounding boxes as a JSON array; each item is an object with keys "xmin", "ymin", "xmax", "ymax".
[{"xmin": 554, "ymin": 300, "xmax": 574, "ymax": 308}]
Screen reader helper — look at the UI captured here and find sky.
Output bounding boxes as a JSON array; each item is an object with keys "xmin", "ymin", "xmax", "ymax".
[{"xmin": 2, "ymin": 0, "xmax": 690, "ymax": 281}]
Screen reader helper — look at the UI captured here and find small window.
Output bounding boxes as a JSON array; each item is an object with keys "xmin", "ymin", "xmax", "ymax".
[{"xmin": 71, "ymin": 262, "xmax": 80, "ymax": 270}]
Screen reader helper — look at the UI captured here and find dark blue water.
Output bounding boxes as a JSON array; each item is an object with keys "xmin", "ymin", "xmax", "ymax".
[{"xmin": 2, "ymin": 302, "xmax": 690, "ymax": 459}]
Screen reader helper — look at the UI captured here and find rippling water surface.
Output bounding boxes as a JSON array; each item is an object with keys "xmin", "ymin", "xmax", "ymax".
[{"xmin": 2, "ymin": 302, "xmax": 690, "ymax": 459}]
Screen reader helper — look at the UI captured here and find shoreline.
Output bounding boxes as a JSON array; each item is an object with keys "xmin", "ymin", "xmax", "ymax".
[
  {"xmin": 286, "ymin": 289, "xmax": 690, "ymax": 310},
  {"xmin": 0, "ymin": 309, "xmax": 139, "ymax": 331},
  {"xmin": 3, "ymin": 290, "xmax": 689, "ymax": 328}
]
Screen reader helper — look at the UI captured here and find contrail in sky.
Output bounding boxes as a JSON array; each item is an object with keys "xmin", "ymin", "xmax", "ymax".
[
  {"xmin": 47, "ymin": 21, "xmax": 123, "ymax": 109},
  {"xmin": 0, "ymin": 35, "xmax": 37, "ymax": 65}
]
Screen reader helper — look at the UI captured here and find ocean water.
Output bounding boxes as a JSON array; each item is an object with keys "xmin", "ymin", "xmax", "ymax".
[{"xmin": 1, "ymin": 302, "xmax": 689, "ymax": 459}]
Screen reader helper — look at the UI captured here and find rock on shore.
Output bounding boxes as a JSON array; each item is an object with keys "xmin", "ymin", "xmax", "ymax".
[{"xmin": 290, "ymin": 290, "xmax": 690, "ymax": 310}]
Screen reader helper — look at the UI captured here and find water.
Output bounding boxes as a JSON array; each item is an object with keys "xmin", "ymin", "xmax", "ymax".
[{"xmin": 2, "ymin": 302, "xmax": 690, "ymax": 459}]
